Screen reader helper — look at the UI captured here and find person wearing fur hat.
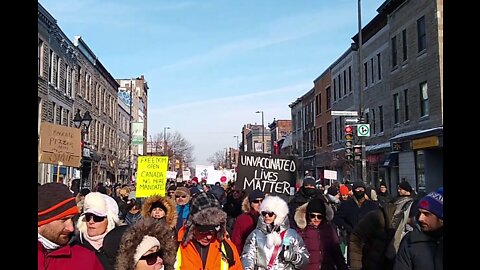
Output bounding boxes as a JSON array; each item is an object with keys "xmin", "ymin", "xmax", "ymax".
[
  {"xmin": 175, "ymin": 192, "xmax": 243, "ymax": 270},
  {"xmin": 114, "ymin": 217, "xmax": 176, "ymax": 270},
  {"xmin": 38, "ymin": 183, "xmax": 103, "ymax": 270},
  {"xmin": 241, "ymin": 195, "xmax": 309, "ymax": 270},
  {"xmin": 294, "ymin": 198, "xmax": 348, "ymax": 270},
  {"xmin": 142, "ymin": 195, "xmax": 177, "ymax": 228},
  {"xmin": 393, "ymin": 188, "xmax": 443, "ymax": 270},
  {"xmin": 74, "ymin": 192, "xmax": 123, "ymax": 270},
  {"xmin": 231, "ymin": 189, "xmax": 264, "ymax": 254}
]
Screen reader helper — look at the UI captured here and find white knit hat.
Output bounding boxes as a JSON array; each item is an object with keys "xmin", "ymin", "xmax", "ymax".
[
  {"xmin": 133, "ymin": 236, "xmax": 160, "ymax": 265},
  {"xmin": 77, "ymin": 192, "xmax": 120, "ymax": 235}
]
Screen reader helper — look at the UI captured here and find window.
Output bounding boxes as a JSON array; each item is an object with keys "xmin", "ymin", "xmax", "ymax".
[
  {"xmin": 420, "ymin": 81, "xmax": 429, "ymax": 116},
  {"xmin": 364, "ymin": 62, "xmax": 368, "ymax": 87},
  {"xmin": 415, "ymin": 150, "xmax": 426, "ymax": 192},
  {"xmin": 379, "ymin": 106, "xmax": 384, "ymax": 132},
  {"xmin": 404, "ymin": 89, "xmax": 409, "ymax": 121},
  {"xmin": 343, "ymin": 70, "xmax": 347, "ymax": 95},
  {"xmin": 333, "ymin": 78, "xmax": 337, "ymax": 101},
  {"xmin": 334, "ymin": 118, "xmax": 338, "ymax": 142},
  {"xmin": 371, "ymin": 58, "xmax": 374, "ymax": 83},
  {"xmin": 327, "ymin": 122, "xmax": 332, "ymax": 145},
  {"xmin": 70, "ymin": 68, "xmax": 75, "ymax": 97},
  {"xmin": 318, "ymin": 127, "xmax": 323, "ymax": 147},
  {"xmin": 417, "ymin": 16, "xmax": 426, "ymax": 52},
  {"xmin": 38, "ymin": 39, "xmax": 44, "ymax": 76},
  {"xmin": 393, "ymin": 94, "xmax": 400, "ymax": 124},
  {"xmin": 315, "ymin": 94, "xmax": 321, "ymax": 115},
  {"xmin": 65, "ymin": 63, "xmax": 69, "ymax": 95},
  {"xmin": 56, "ymin": 57, "xmax": 61, "ymax": 88},
  {"xmin": 348, "ymin": 66, "xmax": 352, "ymax": 92},
  {"xmin": 391, "ymin": 36, "xmax": 398, "ymax": 68},
  {"xmin": 52, "ymin": 102, "xmax": 57, "ymax": 123},
  {"xmin": 372, "ymin": 108, "xmax": 376, "ymax": 134},
  {"xmin": 326, "ymin": 86, "xmax": 331, "ymax": 110},
  {"xmin": 49, "ymin": 50, "xmax": 54, "ymax": 83},
  {"xmin": 338, "ymin": 75, "xmax": 342, "ymax": 98},
  {"xmin": 377, "ymin": 53, "xmax": 382, "ymax": 80},
  {"xmin": 402, "ymin": 29, "xmax": 408, "ymax": 61}
]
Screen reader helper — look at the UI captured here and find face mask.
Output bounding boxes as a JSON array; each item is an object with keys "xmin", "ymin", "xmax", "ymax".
[
  {"xmin": 353, "ymin": 191, "xmax": 365, "ymax": 200},
  {"xmin": 304, "ymin": 188, "xmax": 316, "ymax": 196}
]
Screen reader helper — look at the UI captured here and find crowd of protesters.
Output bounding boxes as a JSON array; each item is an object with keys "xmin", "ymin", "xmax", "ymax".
[{"xmin": 38, "ymin": 175, "xmax": 442, "ymax": 270}]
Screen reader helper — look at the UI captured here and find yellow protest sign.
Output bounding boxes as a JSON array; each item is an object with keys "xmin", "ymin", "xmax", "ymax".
[{"xmin": 136, "ymin": 156, "xmax": 169, "ymax": 198}]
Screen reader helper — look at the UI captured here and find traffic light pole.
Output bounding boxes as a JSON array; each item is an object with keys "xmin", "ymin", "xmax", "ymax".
[{"xmin": 357, "ymin": 0, "xmax": 367, "ymax": 184}]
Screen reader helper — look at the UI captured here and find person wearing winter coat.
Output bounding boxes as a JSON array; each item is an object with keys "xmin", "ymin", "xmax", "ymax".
[
  {"xmin": 175, "ymin": 192, "xmax": 243, "ymax": 270},
  {"xmin": 294, "ymin": 198, "xmax": 348, "ymax": 270},
  {"xmin": 231, "ymin": 189, "xmax": 264, "ymax": 254},
  {"xmin": 393, "ymin": 189, "xmax": 443, "ymax": 270},
  {"xmin": 141, "ymin": 194, "xmax": 178, "ymax": 230},
  {"xmin": 116, "ymin": 217, "xmax": 177, "ymax": 270},
  {"xmin": 38, "ymin": 183, "xmax": 103, "ymax": 270},
  {"xmin": 241, "ymin": 195, "xmax": 310, "ymax": 270}
]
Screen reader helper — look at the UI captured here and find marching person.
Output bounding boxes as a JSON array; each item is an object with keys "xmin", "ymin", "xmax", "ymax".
[
  {"xmin": 393, "ymin": 188, "xmax": 443, "ymax": 270},
  {"xmin": 175, "ymin": 192, "xmax": 243, "ymax": 270},
  {"xmin": 38, "ymin": 183, "xmax": 103, "ymax": 270},
  {"xmin": 241, "ymin": 195, "xmax": 309, "ymax": 270},
  {"xmin": 142, "ymin": 194, "xmax": 178, "ymax": 230},
  {"xmin": 116, "ymin": 217, "xmax": 177, "ymax": 270}
]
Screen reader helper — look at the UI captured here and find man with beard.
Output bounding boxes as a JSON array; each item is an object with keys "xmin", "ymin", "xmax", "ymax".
[
  {"xmin": 393, "ymin": 188, "xmax": 443, "ymax": 270},
  {"xmin": 332, "ymin": 181, "xmax": 378, "ymax": 266},
  {"xmin": 38, "ymin": 183, "xmax": 104, "ymax": 270}
]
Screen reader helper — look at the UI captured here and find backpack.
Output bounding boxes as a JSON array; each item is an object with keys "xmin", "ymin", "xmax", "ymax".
[{"xmin": 383, "ymin": 200, "xmax": 414, "ymax": 259}]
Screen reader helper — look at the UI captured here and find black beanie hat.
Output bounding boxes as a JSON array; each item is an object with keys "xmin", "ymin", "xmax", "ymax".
[
  {"xmin": 306, "ymin": 198, "xmax": 326, "ymax": 216},
  {"xmin": 38, "ymin": 183, "xmax": 79, "ymax": 226},
  {"xmin": 248, "ymin": 189, "xmax": 265, "ymax": 202},
  {"xmin": 398, "ymin": 181, "xmax": 413, "ymax": 193},
  {"xmin": 327, "ymin": 186, "xmax": 339, "ymax": 196},
  {"xmin": 149, "ymin": 201, "xmax": 168, "ymax": 214}
]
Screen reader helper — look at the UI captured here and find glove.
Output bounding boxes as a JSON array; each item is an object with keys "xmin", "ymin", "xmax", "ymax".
[{"xmin": 282, "ymin": 247, "xmax": 297, "ymax": 262}]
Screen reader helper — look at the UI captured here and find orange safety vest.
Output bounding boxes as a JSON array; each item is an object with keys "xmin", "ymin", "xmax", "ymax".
[{"xmin": 175, "ymin": 226, "xmax": 243, "ymax": 270}]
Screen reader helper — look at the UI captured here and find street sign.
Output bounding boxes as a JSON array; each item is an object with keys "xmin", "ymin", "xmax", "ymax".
[
  {"xmin": 331, "ymin": 110, "xmax": 358, "ymax": 116},
  {"xmin": 345, "ymin": 118, "xmax": 359, "ymax": 123},
  {"xmin": 357, "ymin": 124, "xmax": 370, "ymax": 137}
]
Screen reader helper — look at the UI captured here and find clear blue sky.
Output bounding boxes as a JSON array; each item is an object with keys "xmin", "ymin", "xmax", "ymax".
[{"xmin": 39, "ymin": 0, "xmax": 385, "ymax": 166}]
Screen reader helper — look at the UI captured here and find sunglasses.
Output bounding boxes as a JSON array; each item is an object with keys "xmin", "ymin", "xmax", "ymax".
[
  {"xmin": 309, "ymin": 213, "xmax": 323, "ymax": 220},
  {"xmin": 175, "ymin": 195, "xmax": 187, "ymax": 199},
  {"xmin": 139, "ymin": 250, "xmax": 163, "ymax": 265},
  {"xmin": 261, "ymin": 211, "xmax": 275, "ymax": 217},
  {"xmin": 85, "ymin": 213, "xmax": 106, "ymax": 223},
  {"xmin": 251, "ymin": 199, "xmax": 263, "ymax": 204}
]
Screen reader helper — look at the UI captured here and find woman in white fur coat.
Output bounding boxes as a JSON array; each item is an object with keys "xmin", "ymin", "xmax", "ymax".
[{"xmin": 241, "ymin": 195, "xmax": 309, "ymax": 270}]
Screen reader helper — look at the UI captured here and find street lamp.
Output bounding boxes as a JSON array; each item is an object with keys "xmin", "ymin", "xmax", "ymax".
[
  {"xmin": 73, "ymin": 109, "xmax": 92, "ymax": 188},
  {"xmin": 255, "ymin": 111, "xmax": 265, "ymax": 153}
]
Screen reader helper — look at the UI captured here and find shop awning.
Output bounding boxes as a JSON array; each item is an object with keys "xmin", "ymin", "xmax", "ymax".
[{"xmin": 382, "ymin": 153, "xmax": 398, "ymax": 167}]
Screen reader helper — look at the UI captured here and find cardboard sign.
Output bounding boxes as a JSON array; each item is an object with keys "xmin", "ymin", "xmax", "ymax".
[
  {"xmin": 136, "ymin": 156, "xmax": 168, "ymax": 197},
  {"xmin": 38, "ymin": 122, "xmax": 81, "ymax": 167},
  {"xmin": 235, "ymin": 152, "xmax": 297, "ymax": 198}
]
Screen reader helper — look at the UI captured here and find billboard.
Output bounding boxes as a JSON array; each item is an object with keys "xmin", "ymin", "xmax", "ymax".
[{"xmin": 132, "ymin": 122, "xmax": 144, "ymax": 145}]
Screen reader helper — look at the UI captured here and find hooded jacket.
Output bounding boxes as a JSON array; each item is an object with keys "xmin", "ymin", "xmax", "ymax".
[
  {"xmin": 231, "ymin": 196, "xmax": 260, "ymax": 254},
  {"xmin": 116, "ymin": 217, "xmax": 177, "ymax": 270},
  {"xmin": 293, "ymin": 203, "xmax": 348, "ymax": 270},
  {"xmin": 141, "ymin": 194, "xmax": 178, "ymax": 229},
  {"xmin": 241, "ymin": 196, "xmax": 309, "ymax": 270}
]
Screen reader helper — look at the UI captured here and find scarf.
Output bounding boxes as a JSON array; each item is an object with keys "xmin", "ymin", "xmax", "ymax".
[
  {"xmin": 82, "ymin": 231, "xmax": 108, "ymax": 250},
  {"xmin": 38, "ymin": 233, "xmax": 61, "ymax": 250}
]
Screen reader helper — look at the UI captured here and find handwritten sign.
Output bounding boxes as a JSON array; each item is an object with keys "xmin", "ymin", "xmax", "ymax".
[
  {"xmin": 38, "ymin": 122, "xmax": 81, "ymax": 167},
  {"xmin": 136, "ymin": 156, "xmax": 168, "ymax": 198},
  {"xmin": 235, "ymin": 152, "xmax": 297, "ymax": 198}
]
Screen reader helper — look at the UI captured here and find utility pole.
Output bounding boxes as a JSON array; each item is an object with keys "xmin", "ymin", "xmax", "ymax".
[
  {"xmin": 256, "ymin": 111, "xmax": 265, "ymax": 153},
  {"xmin": 357, "ymin": 0, "xmax": 367, "ymax": 184}
]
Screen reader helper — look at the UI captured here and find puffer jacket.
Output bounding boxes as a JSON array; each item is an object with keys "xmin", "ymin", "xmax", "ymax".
[
  {"xmin": 141, "ymin": 194, "xmax": 178, "ymax": 229},
  {"xmin": 241, "ymin": 216, "xmax": 309, "ymax": 270}
]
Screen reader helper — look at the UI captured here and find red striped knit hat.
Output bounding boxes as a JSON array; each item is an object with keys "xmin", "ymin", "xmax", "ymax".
[{"xmin": 38, "ymin": 183, "xmax": 79, "ymax": 226}]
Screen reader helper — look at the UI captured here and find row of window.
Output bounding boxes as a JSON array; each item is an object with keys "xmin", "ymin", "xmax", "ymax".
[{"xmin": 392, "ymin": 16, "xmax": 426, "ymax": 69}]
